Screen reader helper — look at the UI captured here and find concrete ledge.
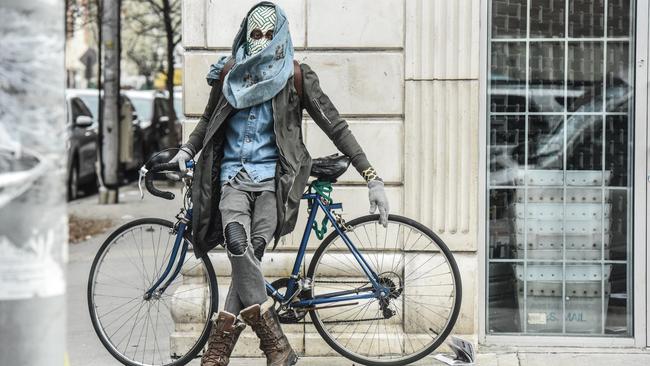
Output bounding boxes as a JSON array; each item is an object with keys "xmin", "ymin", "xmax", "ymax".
[{"xmin": 220, "ymin": 351, "xmax": 650, "ymax": 365}]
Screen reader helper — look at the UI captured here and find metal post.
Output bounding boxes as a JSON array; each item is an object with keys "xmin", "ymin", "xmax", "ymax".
[
  {"xmin": 99, "ymin": 0, "xmax": 121, "ymax": 204},
  {"xmin": 0, "ymin": 0, "xmax": 67, "ymax": 365}
]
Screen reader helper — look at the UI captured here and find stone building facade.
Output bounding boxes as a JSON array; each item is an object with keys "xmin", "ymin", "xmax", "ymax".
[{"xmin": 181, "ymin": 0, "xmax": 649, "ymax": 356}]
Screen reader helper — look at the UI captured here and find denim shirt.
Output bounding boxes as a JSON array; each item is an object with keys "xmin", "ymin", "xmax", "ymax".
[{"xmin": 220, "ymin": 100, "xmax": 279, "ymax": 185}]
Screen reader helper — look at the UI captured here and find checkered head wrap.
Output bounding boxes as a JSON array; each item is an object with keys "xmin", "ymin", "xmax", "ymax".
[
  {"xmin": 206, "ymin": 1, "xmax": 294, "ymax": 109},
  {"xmin": 247, "ymin": 5, "xmax": 277, "ymax": 55}
]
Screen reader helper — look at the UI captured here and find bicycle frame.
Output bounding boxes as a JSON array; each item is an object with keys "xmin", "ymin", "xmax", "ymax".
[
  {"xmin": 145, "ymin": 188, "xmax": 389, "ymax": 307},
  {"xmin": 267, "ymin": 192, "xmax": 388, "ymax": 309}
]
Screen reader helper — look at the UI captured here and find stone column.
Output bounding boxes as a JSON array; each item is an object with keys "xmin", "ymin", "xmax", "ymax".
[{"xmin": 403, "ymin": 0, "xmax": 481, "ymax": 338}]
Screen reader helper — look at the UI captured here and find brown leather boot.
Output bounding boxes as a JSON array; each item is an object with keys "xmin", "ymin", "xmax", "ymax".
[
  {"xmin": 201, "ymin": 311, "xmax": 246, "ymax": 366},
  {"xmin": 240, "ymin": 298, "xmax": 298, "ymax": 366}
]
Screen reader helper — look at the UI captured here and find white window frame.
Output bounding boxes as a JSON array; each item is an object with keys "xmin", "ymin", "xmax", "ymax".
[{"xmin": 477, "ymin": 0, "xmax": 648, "ymax": 347}]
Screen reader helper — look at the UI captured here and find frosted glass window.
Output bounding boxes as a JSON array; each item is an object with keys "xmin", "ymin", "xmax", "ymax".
[{"xmin": 487, "ymin": 0, "xmax": 634, "ymax": 335}]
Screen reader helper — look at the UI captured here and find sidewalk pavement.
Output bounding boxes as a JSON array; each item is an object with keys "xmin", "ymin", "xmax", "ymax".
[{"xmin": 66, "ymin": 183, "xmax": 650, "ymax": 366}]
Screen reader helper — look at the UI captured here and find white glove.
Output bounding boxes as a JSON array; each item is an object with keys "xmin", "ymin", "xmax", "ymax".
[
  {"xmin": 368, "ymin": 179, "xmax": 390, "ymax": 227},
  {"xmin": 166, "ymin": 146, "xmax": 193, "ymax": 180}
]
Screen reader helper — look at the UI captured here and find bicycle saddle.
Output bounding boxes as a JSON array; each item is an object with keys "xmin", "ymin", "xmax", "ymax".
[{"xmin": 310, "ymin": 153, "xmax": 350, "ymax": 182}]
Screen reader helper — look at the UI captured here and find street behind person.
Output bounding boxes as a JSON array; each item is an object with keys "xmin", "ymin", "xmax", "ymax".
[{"xmin": 168, "ymin": 2, "xmax": 390, "ymax": 365}]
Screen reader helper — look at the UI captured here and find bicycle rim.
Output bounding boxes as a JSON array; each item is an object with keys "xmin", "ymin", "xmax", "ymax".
[
  {"xmin": 307, "ymin": 214, "xmax": 462, "ymax": 366},
  {"xmin": 87, "ymin": 218, "xmax": 217, "ymax": 366}
]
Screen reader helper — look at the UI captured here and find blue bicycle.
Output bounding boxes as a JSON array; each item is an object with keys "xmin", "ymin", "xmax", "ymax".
[{"xmin": 88, "ymin": 154, "xmax": 462, "ymax": 366}]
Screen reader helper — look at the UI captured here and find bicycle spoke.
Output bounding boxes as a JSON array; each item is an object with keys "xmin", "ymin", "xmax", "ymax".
[
  {"xmin": 122, "ymin": 300, "xmax": 147, "ymax": 356},
  {"xmin": 329, "ymin": 237, "xmax": 368, "ymax": 274},
  {"xmin": 102, "ymin": 300, "xmax": 146, "ymax": 334},
  {"xmin": 341, "ymin": 300, "xmax": 375, "ymax": 349},
  {"xmin": 133, "ymin": 230, "xmax": 152, "ymax": 289},
  {"xmin": 89, "ymin": 221, "xmax": 215, "ymax": 366},
  {"xmin": 310, "ymin": 217, "xmax": 461, "ymax": 364},
  {"xmin": 152, "ymin": 300, "xmax": 164, "ymax": 364}
]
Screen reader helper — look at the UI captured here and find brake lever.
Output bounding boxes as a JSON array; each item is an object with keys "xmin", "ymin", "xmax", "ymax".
[{"xmin": 138, "ymin": 166, "xmax": 148, "ymax": 199}]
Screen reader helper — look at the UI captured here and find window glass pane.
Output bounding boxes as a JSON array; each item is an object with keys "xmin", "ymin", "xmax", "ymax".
[
  {"xmin": 605, "ymin": 116, "xmax": 630, "ymax": 186},
  {"xmin": 529, "ymin": 42, "xmax": 565, "ymax": 112},
  {"xmin": 566, "ymin": 115, "xmax": 603, "ymax": 171},
  {"xmin": 606, "ymin": 41, "xmax": 632, "ymax": 113},
  {"xmin": 563, "ymin": 263, "xmax": 605, "ymax": 333},
  {"xmin": 607, "ymin": 0, "xmax": 631, "ymax": 36},
  {"xmin": 567, "ymin": 42, "xmax": 604, "ymax": 112},
  {"xmin": 522, "ymin": 262, "xmax": 564, "ymax": 333},
  {"xmin": 490, "ymin": 115, "xmax": 525, "ymax": 186},
  {"xmin": 491, "ymin": 42, "xmax": 527, "ymax": 112},
  {"xmin": 492, "ymin": 0, "xmax": 528, "ymax": 38},
  {"xmin": 609, "ymin": 190, "xmax": 629, "ymax": 262},
  {"xmin": 530, "ymin": 0, "xmax": 565, "ymax": 38},
  {"xmin": 488, "ymin": 262, "xmax": 519, "ymax": 332},
  {"xmin": 568, "ymin": 0, "xmax": 605, "ymax": 38},
  {"xmin": 607, "ymin": 263, "xmax": 630, "ymax": 334},
  {"xmin": 487, "ymin": 0, "xmax": 634, "ymax": 336},
  {"xmin": 528, "ymin": 115, "xmax": 564, "ymax": 171},
  {"xmin": 488, "ymin": 189, "xmax": 520, "ymax": 260}
]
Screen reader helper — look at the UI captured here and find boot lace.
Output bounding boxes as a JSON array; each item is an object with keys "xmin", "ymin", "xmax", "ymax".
[
  {"xmin": 257, "ymin": 324, "xmax": 282, "ymax": 353},
  {"xmin": 203, "ymin": 331, "xmax": 232, "ymax": 363}
]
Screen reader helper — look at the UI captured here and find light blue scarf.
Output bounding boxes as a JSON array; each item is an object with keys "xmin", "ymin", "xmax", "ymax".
[{"xmin": 206, "ymin": 1, "xmax": 294, "ymax": 109}]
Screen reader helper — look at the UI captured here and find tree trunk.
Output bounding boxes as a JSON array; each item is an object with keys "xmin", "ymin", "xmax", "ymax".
[
  {"xmin": 0, "ymin": 0, "xmax": 67, "ymax": 364},
  {"xmin": 162, "ymin": 0, "xmax": 178, "ymax": 148},
  {"xmin": 100, "ymin": 0, "xmax": 120, "ymax": 203}
]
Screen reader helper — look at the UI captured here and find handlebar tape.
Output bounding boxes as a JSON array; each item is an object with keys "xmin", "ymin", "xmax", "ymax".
[{"xmin": 144, "ymin": 162, "xmax": 180, "ymax": 200}]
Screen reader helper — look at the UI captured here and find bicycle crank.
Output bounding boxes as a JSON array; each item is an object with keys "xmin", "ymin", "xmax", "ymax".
[{"xmin": 267, "ymin": 278, "xmax": 310, "ymax": 323}]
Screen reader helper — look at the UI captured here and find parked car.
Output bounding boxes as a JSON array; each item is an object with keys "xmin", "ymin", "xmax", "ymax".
[
  {"xmin": 65, "ymin": 90, "xmax": 98, "ymax": 200},
  {"xmin": 69, "ymin": 88, "xmax": 146, "ymax": 176},
  {"xmin": 124, "ymin": 90, "xmax": 182, "ymax": 159}
]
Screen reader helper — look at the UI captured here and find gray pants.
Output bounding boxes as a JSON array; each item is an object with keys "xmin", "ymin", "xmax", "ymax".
[{"xmin": 219, "ymin": 184, "xmax": 277, "ymax": 315}]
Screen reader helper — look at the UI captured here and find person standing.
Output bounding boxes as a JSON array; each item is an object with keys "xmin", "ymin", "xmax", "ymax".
[{"xmin": 168, "ymin": 2, "xmax": 390, "ymax": 365}]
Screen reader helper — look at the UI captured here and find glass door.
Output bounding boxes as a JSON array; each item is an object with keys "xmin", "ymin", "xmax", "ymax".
[{"xmin": 486, "ymin": 0, "xmax": 635, "ymax": 336}]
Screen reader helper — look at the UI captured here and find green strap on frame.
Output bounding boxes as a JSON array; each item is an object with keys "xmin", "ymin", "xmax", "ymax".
[{"xmin": 310, "ymin": 180, "xmax": 333, "ymax": 240}]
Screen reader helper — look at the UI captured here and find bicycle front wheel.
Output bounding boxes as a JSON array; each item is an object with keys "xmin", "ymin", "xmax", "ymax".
[
  {"xmin": 307, "ymin": 214, "xmax": 462, "ymax": 366},
  {"xmin": 88, "ymin": 218, "xmax": 218, "ymax": 366}
]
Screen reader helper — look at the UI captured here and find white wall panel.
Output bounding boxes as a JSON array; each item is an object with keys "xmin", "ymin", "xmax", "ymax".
[
  {"xmin": 184, "ymin": 51, "xmax": 403, "ymax": 116},
  {"xmin": 206, "ymin": 0, "xmax": 306, "ymax": 48},
  {"xmin": 182, "ymin": 51, "xmax": 218, "ymax": 116},
  {"xmin": 307, "ymin": 0, "xmax": 404, "ymax": 48},
  {"xmin": 182, "ymin": 0, "xmax": 205, "ymax": 48},
  {"xmin": 304, "ymin": 119, "xmax": 403, "ymax": 184},
  {"xmin": 297, "ymin": 52, "xmax": 404, "ymax": 116}
]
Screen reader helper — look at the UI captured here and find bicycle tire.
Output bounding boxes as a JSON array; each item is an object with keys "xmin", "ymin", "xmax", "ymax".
[
  {"xmin": 87, "ymin": 218, "xmax": 218, "ymax": 366},
  {"xmin": 306, "ymin": 214, "xmax": 462, "ymax": 366}
]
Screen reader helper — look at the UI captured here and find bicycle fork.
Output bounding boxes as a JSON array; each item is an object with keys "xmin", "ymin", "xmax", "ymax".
[{"xmin": 143, "ymin": 210, "xmax": 192, "ymax": 300}]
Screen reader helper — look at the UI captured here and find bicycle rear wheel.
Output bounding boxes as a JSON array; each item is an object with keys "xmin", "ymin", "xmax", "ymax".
[
  {"xmin": 88, "ymin": 218, "xmax": 218, "ymax": 366},
  {"xmin": 307, "ymin": 214, "xmax": 462, "ymax": 366}
]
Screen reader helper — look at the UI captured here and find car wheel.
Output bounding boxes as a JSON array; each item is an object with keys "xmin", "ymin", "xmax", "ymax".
[{"xmin": 67, "ymin": 160, "xmax": 79, "ymax": 201}]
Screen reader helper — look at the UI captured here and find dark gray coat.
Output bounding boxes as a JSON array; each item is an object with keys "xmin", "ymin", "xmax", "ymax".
[{"xmin": 186, "ymin": 63, "xmax": 371, "ymax": 257}]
